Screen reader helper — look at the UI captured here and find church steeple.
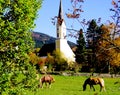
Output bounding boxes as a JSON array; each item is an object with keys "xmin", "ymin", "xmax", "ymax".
[
  {"xmin": 58, "ymin": 0, "xmax": 64, "ymax": 20},
  {"xmin": 56, "ymin": 0, "xmax": 66, "ymax": 39}
]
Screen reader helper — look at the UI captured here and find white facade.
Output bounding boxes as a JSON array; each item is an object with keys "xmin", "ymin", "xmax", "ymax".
[
  {"xmin": 56, "ymin": 20, "xmax": 66, "ymax": 39},
  {"xmin": 55, "ymin": 0, "xmax": 75, "ymax": 63}
]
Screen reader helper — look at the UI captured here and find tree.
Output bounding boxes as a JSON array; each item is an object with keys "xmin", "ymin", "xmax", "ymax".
[
  {"xmin": 29, "ymin": 52, "xmax": 40, "ymax": 65},
  {"xmin": 86, "ymin": 20, "xmax": 100, "ymax": 48},
  {"xmin": 75, "ymin": 29, "xmax": 86, "ymax": 64},
  {"xmin": 86, "ymin": 20, "xmax": 101, "ymax": 69},
  {"xmin": 66, "ymin": 0, "xmax": 84, "ymax": 19},
  {"xmin": 96, "ymin": 24, "xmax": 120, "ymax": 73},
  {"xmin": 52, "ymin": 49, "xmax": 68, "ymax": 71},
  {"xmin": 0, "ymin": 0, "xmax": 42, "ymax": 94}
]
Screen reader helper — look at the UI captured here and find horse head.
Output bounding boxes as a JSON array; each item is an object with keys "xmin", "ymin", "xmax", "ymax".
[
  {"xmin": 83, "ymin": 79, "xmax": 89, "ymax": 91},
  {"xmin": 83, "ymin": 83, "xmax": 87, "ymax": 91},
  {"xmin": 49, "ymin": 75, "xmax": 55, "ymax": 83}
]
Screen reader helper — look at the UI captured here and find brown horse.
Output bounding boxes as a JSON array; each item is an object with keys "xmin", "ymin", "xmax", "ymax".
[
  {"xmin": 83, "ymin": 77, "xmax": 106, "ymax": 91},
  {"xmin": 39, "ymin": 75, "xmax": 55, "ymax": 88}
]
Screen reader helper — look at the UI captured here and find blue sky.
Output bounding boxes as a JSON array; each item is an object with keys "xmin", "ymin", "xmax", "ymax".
[{"xmin": 34, "ymin": 0, "xmax": 113, "ymax": 43}]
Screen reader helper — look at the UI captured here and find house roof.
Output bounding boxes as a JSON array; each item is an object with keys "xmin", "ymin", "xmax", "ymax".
[{"xmin": 39, "ymin": 43, "xmax": 55, "ymax": 56}]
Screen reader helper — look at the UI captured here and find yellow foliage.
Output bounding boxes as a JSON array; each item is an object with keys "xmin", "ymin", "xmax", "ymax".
[
  {"xmin": 29, "ymin": 52, "xmax": 40, "ymax": 65},
  {"xmin": 46, "ymin": 53, "xmax": 54, "ymax": 64},
  {"xmin": 110, "ymin": 37, "xmax": 120, "ymax": 66},
  {"xmin": 114, "ymin": 37, "xmax": 120, "ymax": 45},
  {"xmin": 110, "ymin": 52, "xmax": 120, "ymax": 66},
  {"xmin": 96, "ymin": 24, "xmax": 120, "ymax": 67}
]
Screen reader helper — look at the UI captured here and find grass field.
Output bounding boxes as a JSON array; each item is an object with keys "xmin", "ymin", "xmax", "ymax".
[{"xmin": 35, "ymin": 75, "xmax": 120, "ymax": 95}]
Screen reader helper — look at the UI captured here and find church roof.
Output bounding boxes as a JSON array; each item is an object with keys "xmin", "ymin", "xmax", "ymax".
[
  {"xmin": 39, "ymin": 43, "xmax": 55, "ymax": 56},
  {"xmin": 39, "ymin": 42, "xmax": 76, "ymax": 57}
]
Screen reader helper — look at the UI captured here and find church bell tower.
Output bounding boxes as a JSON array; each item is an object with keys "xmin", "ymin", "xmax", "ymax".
[{"xmin": 56, "ymin": 0, "xmax": 66, "ymax": 39}]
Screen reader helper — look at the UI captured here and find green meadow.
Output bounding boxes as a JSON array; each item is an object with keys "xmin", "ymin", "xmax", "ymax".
[{"xmin": 35, "ymin": 75, "xmax": 120, "ymax": 95}]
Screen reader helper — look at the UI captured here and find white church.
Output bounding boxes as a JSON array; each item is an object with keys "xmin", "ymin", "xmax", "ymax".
[
  {"xmin": 55, "ymin": 0, "xmax": 75, "ymax": 63},
  {"xmin": 39, "ymin": 0, "xmax": 75, "ymax": 64}
]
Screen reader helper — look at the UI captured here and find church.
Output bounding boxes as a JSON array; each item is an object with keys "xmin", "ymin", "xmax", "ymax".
[
  {"xmin": 39, "ymin": 0, "xmax": 75, "ymax": 63},
  {"xmin": 55, "ymin": 0, "xmax": 75, "ymax": 63}
]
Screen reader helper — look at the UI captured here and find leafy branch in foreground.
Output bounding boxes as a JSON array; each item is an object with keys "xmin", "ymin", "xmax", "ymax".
[{"xmin": 0, "ymin": 0, "xmax": 42, "ymax": 94}]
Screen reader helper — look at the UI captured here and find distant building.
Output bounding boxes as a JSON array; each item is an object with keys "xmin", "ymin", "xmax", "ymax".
[{"xmin": 55, "ymin": 0, "xmax": 75, "ymax": 63}]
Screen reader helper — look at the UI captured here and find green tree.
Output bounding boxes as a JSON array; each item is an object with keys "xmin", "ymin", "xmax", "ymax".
[
  {"xmin": 86, "ymin": 20, "xmax": 101, "ymax": 69},
  {"xmin": 86, "ymin": 20, "xmax": 99, "ymax": 48},
  {"xmin": 0, "ymin": 0, "xmax": 42, "ymax": 94},
  {"xmin": 75, "ymin": 29, "xmax": 86, "ymax": 64}
]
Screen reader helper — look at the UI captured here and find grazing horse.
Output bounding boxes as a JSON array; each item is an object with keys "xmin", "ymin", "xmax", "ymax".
[
  {"xmin": 83, "ymin": 77, "xmax": 106, "ymax": 91},
  {"xmin": 39, "ymin": 75, "xmax": 55, "ymax": 88}
]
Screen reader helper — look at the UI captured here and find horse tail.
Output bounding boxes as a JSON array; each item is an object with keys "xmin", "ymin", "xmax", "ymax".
[
  {"xmin": 38, "ymin": 78, "xmax": 42, "ymax": 88},
  {"xmin": 100, "ymin": 78, "xmax": 105, "ymax": 87},
  {"xmin": 100, "ymin": 78, "xmax": 106, "ymax": 91},
  {"xmin": 40, "ymin": 78, "xmax": 42, "ymax": 83}
]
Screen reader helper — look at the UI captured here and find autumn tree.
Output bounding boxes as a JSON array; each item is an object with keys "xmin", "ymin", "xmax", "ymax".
[
  {"xmin": 111, "ymin": 38, "xmax": 120, "ymax": 67},
  {"xmin": 29, "ymin": 52, "xmax": 40, "ymax": 65},
  {"xmin": 52, "ymin": 50, "xmax": 68, "ymax": 71},
  {"xmin": 110, "ymin": 37, "xmax": 120, "ymax": 73},
  {"xmin": 94, "ymin": 0, "xmax": 120, "ymax": 73},
  {"xmin": 0, "ymin": 0, "xmax": 42, "ymax": 94},
  {"xmin": 45, "ymin": 53, "xmax": 54, "ymax": 71},
  {"xmin": 66, "ymin": 0, "xmax": 84, "ymax": 19},
  {"xmin": 95, "ymin": 25, "xmax": 112, "ymax": 73},
  {"xmin": 96, "ymin": 24, "xmax": 120, "ymax": 73}
]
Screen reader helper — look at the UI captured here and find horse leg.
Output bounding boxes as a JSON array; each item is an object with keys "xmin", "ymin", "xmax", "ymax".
[
  {"xmin": 100, "ymin": 86, "xmax": 102, "ymax": 91},
  {"xmin": 44, "ymin": 82, "xmax": 47, "ymax": 88},
  {"xmin": 39, "ymin": 79, "xmax": 43, "ymax": 88},
  {"xmin": 90, "ymin": 85, "xmax": 92, "ymax": 91},
  {"xmin": 103, "ymin": 87, "xmax": 106, "ymax": 92},
  {"xmin": 40, "ymin": 82, "xmax": 43, "ymax": 88},
  {"xmin": 100, "ymin": 86, "xmax": 106, "ymax": 92},
  {"xmin": 90, "ymin": 85, "xmax": 95, "ymax": 91},
  {"xmin": 48, "ymin": 81, "xmax": 51, "ymax": 88},
  {"xmin": 93, "ymin": 86, "xmax": 95, "ymax": 91},
  {"xmin": 46, "ymin": 82, "xmax": 50, "ymax": 88},
  {"xmin": 49, "ymin": 83, "xmax": 51, "ymax": 88}
]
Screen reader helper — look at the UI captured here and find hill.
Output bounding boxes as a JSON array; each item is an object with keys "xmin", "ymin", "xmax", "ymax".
[{"xmin": 32, "ymin": 32, "xmax": 76, "ymax": 48}]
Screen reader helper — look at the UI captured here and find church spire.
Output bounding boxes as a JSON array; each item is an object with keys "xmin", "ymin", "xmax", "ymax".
[{"xmin": 58, "ymin": 0, "xmax": 64, "ymax": 20}]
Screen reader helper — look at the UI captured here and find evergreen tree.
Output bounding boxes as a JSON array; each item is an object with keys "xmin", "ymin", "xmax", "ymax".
[
  {"xmin": 86, "ymin": 19, "xmax": 99, "ymax": 48},
  {"xmin": 86, "ymin": 19, "xmax": 101, "ymax": 70},
  {"xmin": 75, "ymin": 29, "xmax": 86, "ymax": 64},
  {"xmin": 0, "ymin": 0, "xmax": 42, "ymax": 94}
]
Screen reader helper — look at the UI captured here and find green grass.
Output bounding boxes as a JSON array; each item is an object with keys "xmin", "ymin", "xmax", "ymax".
[{"xmin": 35, "ymin": 75, "xmax": 120, "ymax": 95}]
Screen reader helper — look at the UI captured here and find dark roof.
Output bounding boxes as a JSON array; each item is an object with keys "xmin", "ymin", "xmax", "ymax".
[
  {"xmin": 39, "ymin": 43, "xmax": 55, "ymax": 56},
  {"xmin": 39, "ymin": 40, "xmax": 76, "ymax": 57}
]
